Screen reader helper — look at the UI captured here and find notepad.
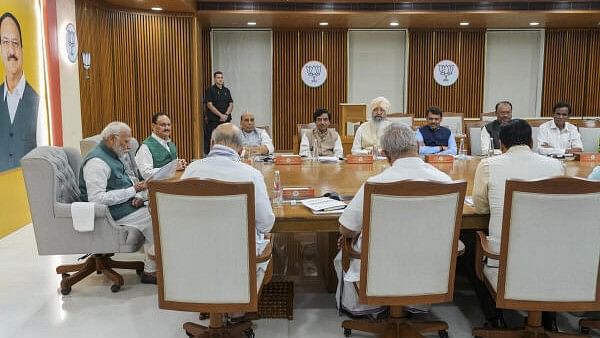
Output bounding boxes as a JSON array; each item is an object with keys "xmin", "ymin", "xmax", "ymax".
[{"xmin": 301, "ymin": 197, "xmax": 347, "ymax": 213}]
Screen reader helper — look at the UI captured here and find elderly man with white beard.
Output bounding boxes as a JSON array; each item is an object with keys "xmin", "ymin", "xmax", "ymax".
[
  {"xmin": 351, "ymin": 96, "xmax": 393, "ymax": 155},
  {"xmin": 79, "ymin": 121, "xmax": 157, "ymax": 284}
]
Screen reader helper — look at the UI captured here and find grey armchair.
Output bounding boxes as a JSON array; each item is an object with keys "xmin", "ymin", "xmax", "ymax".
[{"xmin": 20, "ymin": 146, "xmax": 145, "ymax": 295}]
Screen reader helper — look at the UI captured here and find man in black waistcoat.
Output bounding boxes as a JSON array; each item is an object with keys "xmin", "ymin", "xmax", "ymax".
[
  {"xmin": 415, "ymin": 106, "xmax": 457, "ymax": 155},
  {"xmin": 203, "ymin": 71, "xmax": 233, "ymax": 155},
  {"xmin": 481, "ymin": 101, "xmax": 512, "ymax": 155},
  {"xmin": 0, "ymin": 12, "xmax": 40, "ymax": 172}
]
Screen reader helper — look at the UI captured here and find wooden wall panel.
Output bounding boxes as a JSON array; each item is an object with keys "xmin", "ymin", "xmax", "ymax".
[
  {"xmin": 272, "ymin": 31, "xmax": 347, "ymax": 151},
  {"xmin": 407, "ymin": 30, "xmax": 485, "ymax": 119},
  {"xmin": 585, "ymin": 30, "xmax": 600, "ymax": 117},
  {"xmin": 76, "ymin": 0, "xmax": 199, "ymax": 160},
  {"xmin": 541, "ymin": 30, "xmax": 590, "ymax": 117}
]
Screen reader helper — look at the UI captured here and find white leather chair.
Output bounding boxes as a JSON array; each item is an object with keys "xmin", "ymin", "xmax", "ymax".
[
  {"xmin": 579, "ymin": 126, "xmax": 600, "ymax": 153},
  {"xmin": 20, "ymin": 146, "xmax": 145, "ymax": 294},
  {"xmin": 473, "ymin": 177, "xmax": 600, "ymax": 338},
  {"xmin": 441, "ymin": 112, "xmax": 464, "ymax": 135},
  {"xmin": 467, "ymin": 121, "xmax": 487, "ymax": 156},
  {"xmin": 387, "ymin": 113, "xmax": 414, "ymax": 127},
  {"xmin": 148, "ymin": 179, "xmax": 272, "ymax": 338},
  {"xmin": 341, "ymin": 180, "xmax": 467, "ymax": 338}
]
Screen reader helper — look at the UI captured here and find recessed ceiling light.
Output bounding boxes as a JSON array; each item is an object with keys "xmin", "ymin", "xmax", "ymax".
[
  {"xmin": 459, "ymin": 22, "xmax": 470, "ymax": 26},
  {"xmin": 247, "ymin": 22, "xmax": 257, "ymax": 26},
  {"xmin": 151, "ymin": 7, "xmax": 162, "ymax": 11},
  {"xmin": 389, "ymin": 22, "xmax": 400, "ymax": 27},
  {"xmin": 529, "ymin": 22, "xmax": 540, "ymax": 26},
  {"xmin": 319, "ymin": 22, "xmax": 329, "ymax": 26}
]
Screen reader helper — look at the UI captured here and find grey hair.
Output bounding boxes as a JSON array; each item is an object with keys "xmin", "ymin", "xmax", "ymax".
[
  {"xmin": 380, "ymin": 123, "xmax": 417, "ymax": 158},
  {"xmin": 211, "ymin": 124, "xmax": 244, "ymax": 149},
  {"xmin": 369, "ymin": 96, "xmax": 391, "ymax": 115},
  {"xmin": 100, "ymin": 121, "xmax": 131, "ymax": 140}
]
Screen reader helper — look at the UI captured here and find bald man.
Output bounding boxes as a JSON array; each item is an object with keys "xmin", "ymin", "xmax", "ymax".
[
  {"xmin": 181, "ymin": 123, "xmax": 274, "ymax": 274},
  {"xmin": 239, "ymin": 111, "xmax": 274, "ymax": 155}
]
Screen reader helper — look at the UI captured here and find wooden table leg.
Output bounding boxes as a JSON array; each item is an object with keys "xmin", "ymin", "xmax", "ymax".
[{"xmin": 317, "ymin": 232, "xmax": 340, "ymax": 293}]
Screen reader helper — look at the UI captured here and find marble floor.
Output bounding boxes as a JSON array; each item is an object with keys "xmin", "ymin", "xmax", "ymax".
[{"xmin": 0, "ymin": 225, "xmax": 597, "ymax": 338}]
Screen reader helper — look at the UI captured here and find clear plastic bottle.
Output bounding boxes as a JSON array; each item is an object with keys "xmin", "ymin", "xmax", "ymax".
[
  {"xmin": 488, "ymin": 138, "xmax": 495, "ymax": 157},
  {"xmin": 312, "ymin": 139, "xmax": 319, "ymax": 162},
  {"xmin": 458, "ymin": 138, "xmax": 466, "ymax": 159},
  {"xmin": 273, "ymin": 170, "xmax": 283, "ymax": 207},
  {"xmin": 372, "ymin": 144, "xmax": 378, "ymax": 161}
]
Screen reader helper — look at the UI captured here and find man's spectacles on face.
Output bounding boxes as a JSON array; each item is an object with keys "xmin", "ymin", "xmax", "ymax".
[{"xmin": 1, "ymin": 38, "xmax": 20, "ymax": 49}]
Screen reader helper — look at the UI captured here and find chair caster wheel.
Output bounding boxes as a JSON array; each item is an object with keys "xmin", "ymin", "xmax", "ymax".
[
  {"xmin": 438, "ymin": 330, "xmax": 449, "ymax": 338},
  {"xmin": 199, "ymin": 312, "xmax": 209, "ymax": 320},
  {"xmin": 61, "ymin": 273, "xmax": 70, "ymax": 278},
  {"xmin": 110, "ymin": 284, "xmax": 121, "ymax": 293},
  {"xmin": 581, "ymin": 326, "xmax": 590, "ymax": 334},
  {"xmin": 344, "ymin": 328, "xmax": 352, "ymax": 337},
  {"xmin": 60, "ymin": 286, "xmax": 71, "ymax": 295},
  {"xmin": 244, "ymin": 328, "xmax": 255, "ymax": 338}
]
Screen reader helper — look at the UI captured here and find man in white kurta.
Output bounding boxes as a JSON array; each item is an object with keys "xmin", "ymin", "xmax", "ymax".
[
  {"xmin": 336, "ymin": 123, "xmax": 453, "ymax": 316},
  {"xmin": 351, "ymin": 96, "xmax": 392, "ymax": 155},
  {"xmin": 239, "ymin": 111, "xmax": 274, "ymax": 155},
  {"xmin": 181, "ymin": 123, "xmax": 274, "ymax": 273},
  {"xmin": 80, "ymin": 122, "xmax": 157, "ymax": 282},
  {"xmin": 536, "ymin": 101, "xmax": 583, "ymax": 156}
]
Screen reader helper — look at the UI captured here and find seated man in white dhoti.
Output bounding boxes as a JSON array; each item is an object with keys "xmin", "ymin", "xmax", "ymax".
[
  {"xmin": 351, "ymin": 96, "xmax": 392, "ymax": 155},
  {"xmin": 335, "ymin": 123, "xmax": 453, "ymax": 316},
  {"xmin": 181, "ymin": 123, "xmax": 274, "ymax": 276},
  {"xmin": 79, "ymin": 121, "xmax": 157, "ymax": 284}
]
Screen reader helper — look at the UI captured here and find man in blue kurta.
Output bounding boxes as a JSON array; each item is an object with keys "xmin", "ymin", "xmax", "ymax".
[{"xmin": 415, "ymin": 106, "xmax": 457, "ymax": 155}]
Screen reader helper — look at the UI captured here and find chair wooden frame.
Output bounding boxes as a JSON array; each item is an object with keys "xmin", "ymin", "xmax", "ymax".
[
  {"xmin": 148, "ymin": 179, "xmax": 272, "ymax": 338},
  {"xmin": 473, "ymin": 177, "xmax": 600, "ymax": 338},
  {"xmin": 341, "ymin": 180, "xmax": 467, "ymax": 338},
  {"xmin": 387, "ymin": 113, "xmax": 414, "ymax": 127},
  {"xmin": 293, "ymin": 123, "xmax": 315, "ymax": 154}
]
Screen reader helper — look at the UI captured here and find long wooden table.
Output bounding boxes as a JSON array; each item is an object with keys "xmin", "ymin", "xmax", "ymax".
[{"xmin": 250, "ymin": 157, "xmax": 596, "ymax": 233}]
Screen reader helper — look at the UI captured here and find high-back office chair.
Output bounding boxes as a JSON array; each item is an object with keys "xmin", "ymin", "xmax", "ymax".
[
  {"xmin": 20, "ymin": 147, "xmax": 145, "ymax": 294},
  {"xmin": 148, "ymin": 179, "xmax": 273, "ymax": 338},
  {"xmin": 466, "ymin": 121, "xmax": 488, "ymax": 156},
  {"xmin": 441, "ymin": 112, "xmax": 464, "ymax": 135},
  {"xmin": 341, "ymin": 180, "xmax": 467, "ymax": 338},
  {"xmin": 80, "ymin": 134, "xmax": 140, "ymax": 178},
  {"xmin": 473, "ymin": 177, "xmax": 600, "ymax": 338},
  {"xmin": 387, "ymin": 113, "xmax": 414, "ymax": 127},
  {"xmin": 481, "ymin": 112, "xmax": 497, "ymax": 122},
  {"xmin": 578, "ymin": 120, "xmax": 600, "ymax": 153}
]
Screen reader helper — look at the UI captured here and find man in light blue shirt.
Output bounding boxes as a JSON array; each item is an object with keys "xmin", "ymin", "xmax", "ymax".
[{"xmin": 415, "ymin": 106, "xmax": 457, "ymax": 155}]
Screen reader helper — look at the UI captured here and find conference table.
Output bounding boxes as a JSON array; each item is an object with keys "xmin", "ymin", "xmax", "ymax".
[{"xmin": 248, "ymin": 156, "xmax": 596, "ymax": 232}]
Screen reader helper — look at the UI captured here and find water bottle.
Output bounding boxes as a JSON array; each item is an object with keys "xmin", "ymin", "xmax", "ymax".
[
  {"xmin": 488, "ymin": 138, "xmax": 495, "ymax": 157},
  {"xmin": 273, "ymin": 170, "xmax": 282, "ymax": 207},
  {"xmin": 372, "ymin": 144, "xmax": 378, "ymax": 161},
  {"xmin": 312, "ymin": 139, "xmax": 319, "ymax": 162},
  {"xmin": 458, "ymin": 138, "xmax": 466, "ymax": 159}
]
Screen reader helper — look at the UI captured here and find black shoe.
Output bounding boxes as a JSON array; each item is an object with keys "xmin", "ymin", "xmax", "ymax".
[
  {"xmin": 140, "ymin": 272, "xmax": 157, "ymax": 284},
  {"xmin": 484, "ymin": 317, "xmax": 507, "ymax": 329}
]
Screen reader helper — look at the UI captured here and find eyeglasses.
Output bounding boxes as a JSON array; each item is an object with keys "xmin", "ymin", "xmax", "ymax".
[{"xmin": 1, "ymin": 38, "xmax": 21, "ymax": 49}]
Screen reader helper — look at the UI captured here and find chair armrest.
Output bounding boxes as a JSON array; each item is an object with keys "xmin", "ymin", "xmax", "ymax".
[
  {"xmin": 257, "ymin": 240, "xmax": 272, "ymax": 263},
  {"xmin": 475, "ymin": 231, "xmax": 499, "ymax": 281},
  {"xmin": 54, "ymin": 202, "xmax": 110, "ymax": 219}
]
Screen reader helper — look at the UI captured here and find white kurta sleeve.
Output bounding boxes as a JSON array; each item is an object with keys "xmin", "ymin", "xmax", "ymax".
[
  {"xmin": 83, "ymin": 158, "xmax": 136, "ymax": 206},
  {"xmin": 134, "ymin": 144, "xmax": 160, "ymax": 179},
  {"xmin": 480, "ymin": 126, "xmax": 491, "ymax": 155},
  {"xmin": 253, "ymin": 173, "xmax": 275, "ymax": 234},
  {"xmin": 260, "ymin": 128, "xmax": 274, "ymax": 154}
]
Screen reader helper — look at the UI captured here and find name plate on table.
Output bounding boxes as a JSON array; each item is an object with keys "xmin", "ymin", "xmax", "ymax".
[
  {"xmin": 282, "ymin": 187, "xmax": 315, "ymax": 200},
  {"xmin": 346, "ymin": 154, "xmax": 374, "ymax": 164},
  {"xmin": 274, "ymin": 155, "xmax": 303, "ymax": 165},
  {"xmin": 425, "ymin": 154, "xmax": 454, "ymax": 163},
  {"xmin": 575, "ymin": 153, "xmax": 600, "ymax": 162}
]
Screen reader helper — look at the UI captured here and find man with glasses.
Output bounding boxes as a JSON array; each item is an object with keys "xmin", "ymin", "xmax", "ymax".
[
  {"xmin": 135, "ymin": 112, "xmax": 186, "ymax": 179},
  {"xmin": 0, "ymin": 12, "xmax": 41, "ymax": 171},
  {"xmin": 537, "ymin": 101, "xmax": 583, "ymax": 156},
  {"xmin": 80, "ymin": 121, "xmax": 158, "ymax": 284},
  {"xmin": 204, "ymin": 71, "xmax": 234, "ymax": 155}
]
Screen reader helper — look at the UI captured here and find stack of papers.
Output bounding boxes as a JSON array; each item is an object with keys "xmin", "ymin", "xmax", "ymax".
[{"xmin": 301, "ymin": 197, "xmax": 347, "ymax": 214}]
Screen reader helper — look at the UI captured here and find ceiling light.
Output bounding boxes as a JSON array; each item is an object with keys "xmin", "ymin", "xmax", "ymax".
[
  {"xmin": 151, "ymin": 7, "xmax": 162, "ymax": 11},
  {"xmin": 529, "ymin": 22, "xmax": 540, "ymax": 26},
  {"xmin": 319, "ymin": 22, "xmax": 329, "ymax": 26},
  {"xmin": 459, "ymin": 22, "xmax": 470, "ymax": 26},
  {"xmin": 247, "ymin": 22, "xmax": 257, "ymax": 26},
  {"xmin": 389, "ymin": 22, "xmax": 400, "ymax": 27}
]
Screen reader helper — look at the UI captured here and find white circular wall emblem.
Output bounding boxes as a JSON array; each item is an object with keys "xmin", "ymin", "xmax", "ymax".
[
  {"xmin": 433, "ymin": 60, "xmax": 459, "ymax": 86},
  {"xmin": 65, "ymin": 23, "xmax": 78, "ymax": 64},
  {"xmin": 301, "ymin": 60, "xmax": 327, "ymax": 88}
]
